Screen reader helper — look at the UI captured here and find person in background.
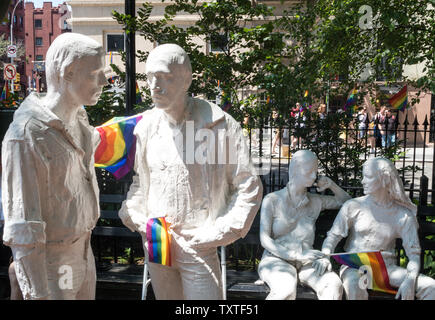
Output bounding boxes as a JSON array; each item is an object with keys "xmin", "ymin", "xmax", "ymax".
[
  {"xmin": 317, "ymin": 104, "xmax": 327, "ymax": 121},
  {"xmin": 356, "ymin": 106, "xmax": 369, "ymax": 139}
]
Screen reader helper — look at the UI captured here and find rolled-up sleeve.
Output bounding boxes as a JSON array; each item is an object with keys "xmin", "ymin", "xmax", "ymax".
[{"xmin": 2, "ymin": 139, "xmax": 46, "ymax": 248}]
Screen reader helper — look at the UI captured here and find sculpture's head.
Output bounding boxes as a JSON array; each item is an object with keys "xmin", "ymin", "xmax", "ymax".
[
  {"xmin": 288, "ymin": 150, "xmax": 318, "ymax": 188},
  {"xmin": 45, "ymin": 33, "xmax": 106, "ymax": 106},
  {"xmin": 145, "ymin": 44, "xmax": 192, "ymax": 110},
  {"xmin": 362, "ymin": 157, "xmax": 417, "ymax": 214}
]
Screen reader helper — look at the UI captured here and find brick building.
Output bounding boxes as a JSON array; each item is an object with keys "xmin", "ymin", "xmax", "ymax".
[
  {"xmin": 0, "ymin": 0, "xmax": 25, "ymax": 96},
  {"xmin": 24, "ymin": 2, "xmax": 71, "ymax": 93}
]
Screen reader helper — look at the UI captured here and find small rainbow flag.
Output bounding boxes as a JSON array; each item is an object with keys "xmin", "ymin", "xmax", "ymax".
[
  {"xmin": 344, "ymin": 89, "xmax": 358, "ymax": 113},
  {"xmin": 331, "ymin": 251, "xmax": 397, "ymax": 294},
  {"xmin": 136, "ymin": 81, "xmax": 142, "ymax": 104},
  {"xmin": 94, "ymin": 114, "xmax": 143, "ymax": 179},
  {"xmin": 1, "ymin": 83, "xmax": 10, "ymax": 101},
  {"xmin": 389, "ymin": 85, "xmax": 408, "ymax": 111},
  {"xmin": 146, "ymin": 217, "xmax": 171, "ymax": 266}
]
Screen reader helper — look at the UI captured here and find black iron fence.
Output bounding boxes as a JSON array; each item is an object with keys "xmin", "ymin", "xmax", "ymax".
[{"xmin": 244, "ymin": 111, "xmax": 435, "ymax": 203}]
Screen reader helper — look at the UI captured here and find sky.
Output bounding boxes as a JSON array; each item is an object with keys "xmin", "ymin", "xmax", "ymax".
[{"xmin": 26, "ymin": 0, "xmax": 68, "ymax": 9}]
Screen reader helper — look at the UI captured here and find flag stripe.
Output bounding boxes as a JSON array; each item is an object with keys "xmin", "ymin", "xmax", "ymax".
[
  {"xmin": 146, "ymin": 217, "xmax": 171, "ymax": 266},
  {"xmin": 94, "ymin": 114, "xmax": 143, "ymax": 179},
  {"xmin": 331, "ymin": 251, "xmax": 397, "ymax": 294}
]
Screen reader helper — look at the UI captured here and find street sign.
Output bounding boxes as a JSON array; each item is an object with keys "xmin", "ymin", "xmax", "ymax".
[
  {"xmin": 7, "ymin": 45, "xmax": 17, "ymax": 58},
  {"xmin": 3, "ymin": 63, "xmax": 17, "ymax": 81}
]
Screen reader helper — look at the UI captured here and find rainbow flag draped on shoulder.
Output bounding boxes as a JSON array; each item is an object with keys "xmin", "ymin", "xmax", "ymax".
[
  {"xmin": 94, "ymin": 114, "xmax": 143, "ymax": 179},
  {"xmin": 331, "ymin": 251, "xmax": 397, "ymax": 294},
  {"xmin": 146, "ymin": 217, "xmax": 172, "ymax": 266},
  {"xmin": 389, "ymin": 85, "xmax": 408, "ymax": 111}
]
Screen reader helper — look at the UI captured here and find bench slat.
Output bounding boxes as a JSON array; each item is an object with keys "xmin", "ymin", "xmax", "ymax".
[
  {"xmin": 92, "ymin": 226, "xmax": 140, "ymax": 238},
  {"xmin": 100, "ymin": 210, "xmax": 120, "ymax": 220},
  {"xmin": 99, "ymin": 194, "xmax": 126, "ymax": 203}
]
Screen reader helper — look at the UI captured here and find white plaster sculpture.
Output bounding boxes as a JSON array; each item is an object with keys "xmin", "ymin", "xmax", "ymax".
[
  {"xmin": 118, "ymin": 43, "xmax": 263, "ymax": 300},
  {"xmin": 1, "ymin": 33, "xmax": 106, "ymax": 299},
  {"xmin": 321, "ymin": 157, "xmax": 435, "ymax": 300},
  {"xmin": 258, "ymin": 150, "xmax": 350, "ymax": 300}
]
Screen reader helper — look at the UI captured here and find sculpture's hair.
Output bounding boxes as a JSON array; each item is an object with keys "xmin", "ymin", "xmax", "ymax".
[
  {"xmin": 146, "ymin": 43, "xmax": 192, "ymax": 87},
  {"xmin": 365, "ymin": 157, "xmax": 417, "ymax": 216},
  {"xmin": 45, "ymin": 33, "xmax": 103, "ymax": 90},
  {"xmin": 288, "ymin": 150, "xmax": 317, "ymax": 182}
]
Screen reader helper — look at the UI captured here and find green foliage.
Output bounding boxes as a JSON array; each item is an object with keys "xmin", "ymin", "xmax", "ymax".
[{"xmin": 85, "ymin": 85, "xmax": 126, "ymax": 126}]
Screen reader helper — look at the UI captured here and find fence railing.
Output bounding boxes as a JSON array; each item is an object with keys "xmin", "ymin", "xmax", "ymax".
[{"xmin": 243, "ymin": 111, "xmax": 435, "ymax": 203}]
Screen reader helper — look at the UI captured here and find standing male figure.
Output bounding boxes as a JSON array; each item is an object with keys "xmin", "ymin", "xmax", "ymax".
[
  {"xmin": 119, "ymin": 44, "xmax": 263, "ymax": 300},
  {"xmin": 2, "ymin": 33, "xmax": 107, "ymax": 299}
]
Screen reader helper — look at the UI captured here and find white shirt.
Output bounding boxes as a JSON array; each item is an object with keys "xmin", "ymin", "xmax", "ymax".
[
  {"xmin": 119, "ymin": 97, "xmax": 263, "ymax": 248},
  {"xmin": 2, "ymin": 93, "xmax": 100, "ymax": 248}
]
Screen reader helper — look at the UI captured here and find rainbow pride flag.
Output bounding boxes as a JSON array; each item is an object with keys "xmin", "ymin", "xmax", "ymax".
[
  {"xmin": 136, "ymin": 81, "xmax": 142, "ymax": 104},
  {"xmin": 331, "ymin": 251, "xmax": 397, "ymax": 294},
  {"xmin": 146, "ymin": 217, "xmax": 171, "ymax": 266},
  {"xmin": 344, "ymin": 89, "xmax": 358, "ymax": 114},
  {"xmin": 1, "ymin": 83, "xmax": 9, "ymax": 101},
  {"xmin": 389, "ymin": 85, "xmax": 408, "ymax": 111},
  {"xmin": 94, "ymin": 114, "xmax": 143, "ymax": 179}
]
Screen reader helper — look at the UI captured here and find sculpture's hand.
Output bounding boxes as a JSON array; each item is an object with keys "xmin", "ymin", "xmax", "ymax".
[
  {"xmin": 395, "ymin": 276, "xmax": 416, "ymax": 300},
  {"xmin": 180, "ymin": 227, "xmax": 230, "ymax": 250},
  {"xmin": 315, "ymin": 176, "xmax": 332, "ymax": 192},
  {"xmin": 312, "ymin": 258, "xmax": 332, "ymax": 276},
  {"xmin": 299, "ymin": 249, "xmax": 325, "ymax": 263}
]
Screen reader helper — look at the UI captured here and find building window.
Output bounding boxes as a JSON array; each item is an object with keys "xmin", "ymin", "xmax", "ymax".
[
  {"xmin": 35, "ymin": 19, "xmax": 42, "ymax": 29},
  {"xmin": 36, "ymin": 55, "xmax": 43, "ymax": 61},
  {"xmin": 14, "ymin": 15, "xmax": 17, "ymax": 25},
  {"xmin": 36, "ymin": 37, "xmax": 43, "ymax": 46},
  {"xmin": 20, "ymin": 16, "xmax": 23, "ymax": 27},
  {"xmin": 209, "ymin": 34, "xmax": 228, "ymax": 53},
  {"xmin": 106, "ymin": 34, "xmax": 124, "ymax": 52}
]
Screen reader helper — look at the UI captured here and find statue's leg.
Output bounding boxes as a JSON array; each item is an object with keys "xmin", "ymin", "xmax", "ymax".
[
  {"xmin": 46, "ymin": 233, "xmax": 94, "ymax": 299},
  {"xmin": 340, "ymin": 266, "xmax": 368, "ymax": 300},
  {"xmin": 177, "ymin": 247, "xmax": 222, "ymax": 300},
  {"xmin": 299, "ymin": 264, "xmax": 343, "ymax": 300},
  {"xmin": 75, "ymin": 236, "xmax": 96, "ymax": 300},
  {"xmin": 258, "ymin": 253, "xmax": 298, "ymax": 300},
  {"xmin": 8, "ymin": 261, "xmax": 23, "ymax": 300},
  {"xmin": 388, "ymin": 265, "xmax": 435, "ymax": 300},
  {"xmin": 148, "ymin": 262, "xmax": 184, "ymax": 299}
]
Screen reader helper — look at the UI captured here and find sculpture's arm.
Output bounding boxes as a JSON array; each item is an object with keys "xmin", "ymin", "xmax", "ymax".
[
  {"xmin": 118, "ymin": 136, "xmax": 149, "ymax": 235},
  {"xmin": 395, "ymin": 213, "xmax": 421, "ymax": 300},
  {"xmin": 187, "ymin": 122, "xmax": 263, "ymax": 249},
  {"xmin": 259, "ymin": 197, "xmax": 298, "ymax": 262},
  {"xmin": 321, "ymin": 202, "xmax": 351, "ymax": 255},
  {"xmin": 2, "ymin": 140, "xmax": 49, "ymax": 299},
  {"xmin": 316, "ymin": 176, "xmax": 351, "ymax": 209}
]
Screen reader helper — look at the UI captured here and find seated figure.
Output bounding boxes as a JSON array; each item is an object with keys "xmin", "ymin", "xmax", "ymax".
[
  {"xmin": 258, "ymin": 150, "xmax": 351, "ymax": 300},
  {"xmin": 321, "ymin": 157, "xmax": 435, "ymax": 300}
]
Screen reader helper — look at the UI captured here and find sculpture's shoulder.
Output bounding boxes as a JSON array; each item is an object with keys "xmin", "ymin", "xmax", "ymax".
[
  {"xmin": 4, "ymin": 94, "xmax": 45, "ymax": 142},
  {"xmin": 192, "ymin": 97, "xmax": 238, "ymax": 129},
  {"xmin": 262, "ymin": 188, "xmax": 286, "ymax": 206},
  {"xmin": 133, "ymin": 108, "xmax": 160, "ymax": 139},
  {"xmin": 340, "ymin": 195, "xmax": 368, "ymax": 214}
]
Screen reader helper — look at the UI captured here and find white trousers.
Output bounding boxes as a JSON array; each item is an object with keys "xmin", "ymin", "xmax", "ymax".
[
  {"xmin": 15, "ymin": 232, "xmax": 96, "ymax": 300},
  {"xmin": 145, "ymin": 235, "xmax": 222, "ymax": 300},
  {"xmin": 258, "ymin": 251, "xmax": 343, "ymax": 300}
]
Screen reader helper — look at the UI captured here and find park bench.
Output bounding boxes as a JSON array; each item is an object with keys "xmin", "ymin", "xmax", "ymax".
[{"xmin": 92, "ymin": 182, "xmax": 435, "ymax": 300}]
